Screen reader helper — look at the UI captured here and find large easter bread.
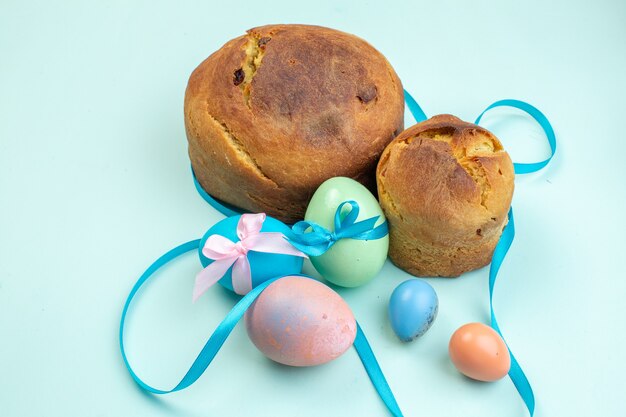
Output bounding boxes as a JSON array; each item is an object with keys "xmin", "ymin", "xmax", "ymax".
[{"xmin": 185, "ymin": 24, "xmax": 404, "ymax": 223}]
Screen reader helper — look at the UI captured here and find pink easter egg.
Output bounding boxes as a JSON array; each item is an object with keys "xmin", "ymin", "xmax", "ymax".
[{"xmin": 244, "ymin": 276, "xmax": 357, "ymax": 366}]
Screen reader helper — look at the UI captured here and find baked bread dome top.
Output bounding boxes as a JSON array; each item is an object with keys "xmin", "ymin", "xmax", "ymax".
[
  {"xmin": 376, "ymin": 114, "xmax": 515, "ymax": 277},
  {"xmin": 185, "ymin": 24, "xmax": 404, "ymax": 223}
]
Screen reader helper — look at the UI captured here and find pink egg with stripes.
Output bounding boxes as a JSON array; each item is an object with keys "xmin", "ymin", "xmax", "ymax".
[{"xmin": 245, "ymin": 276, "xmax": 357, "ymax": 366}]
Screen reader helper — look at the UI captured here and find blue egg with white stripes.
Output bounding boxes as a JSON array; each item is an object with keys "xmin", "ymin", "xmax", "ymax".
[{"xmin": 389, "ymin": 279, "xmax": 438, "ymax": 342}]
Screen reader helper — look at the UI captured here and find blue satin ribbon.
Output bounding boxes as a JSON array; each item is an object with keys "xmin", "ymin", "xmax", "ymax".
[
  {"xmin": 403, "ymin": 88, "xmax": 428, "ymax": 123},
  {"xmin": 287, "ymin": 200, "xmax": 389, "ymax": 256},
  {"xmin": 489, "ymin": 209, "xmax": 536, "ymax": 415},
  {"xmin": 119, "ymin": 242, "xmax": 403, "ymax": 416},
  {"xmin": 475, "ymin": 99, "xmax": 557, "ymax": 174},
  {"xmin": 404, "ymin": 89, "xmax": 557, "ymax": 416}
]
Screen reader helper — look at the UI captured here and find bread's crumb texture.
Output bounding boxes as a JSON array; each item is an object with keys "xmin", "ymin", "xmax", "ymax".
[
  {"xmin": 234, "ymin": 32, "xmax": 270, "ymax": 107},
  {"xmin": 456, "ymin": 130, "xmax": 502, "ymax": 209}
]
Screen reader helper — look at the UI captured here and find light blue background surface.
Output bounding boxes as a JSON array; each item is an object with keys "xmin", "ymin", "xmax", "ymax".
[{"xmin": 1, "ymin": 1, "xmax": 624, "ymax": 416}]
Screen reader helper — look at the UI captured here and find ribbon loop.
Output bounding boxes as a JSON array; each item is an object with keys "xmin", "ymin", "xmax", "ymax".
[
  {"xmin": 475, "ymin": 99, "xmax": 556, "ymax": 175},
  {"xmin": 287, "ymin": 200, "xmax": 389, "ymax": 257},
  {"xmin": 120, "ymin": 255, "xmax": 404, "ymax": 415}
]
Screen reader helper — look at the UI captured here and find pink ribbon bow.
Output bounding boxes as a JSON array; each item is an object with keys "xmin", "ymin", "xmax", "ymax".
[{"xmin": 193, "ymin": 213, "xmax": 307, "ymax": 300}]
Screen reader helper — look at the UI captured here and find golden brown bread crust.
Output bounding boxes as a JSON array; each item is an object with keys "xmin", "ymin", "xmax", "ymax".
[
  {"xmin": 185, "ymin": 24, "xmax": 404, "ymax": 223},
  {"xmin": 376, "ymin": 115, "xmax": 515, "ymax": 277}
]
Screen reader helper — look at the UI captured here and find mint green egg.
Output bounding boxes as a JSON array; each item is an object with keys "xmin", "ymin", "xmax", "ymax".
[{"xmin": 305, "ymin": 177, "xmax": 389, "ymax": 287}]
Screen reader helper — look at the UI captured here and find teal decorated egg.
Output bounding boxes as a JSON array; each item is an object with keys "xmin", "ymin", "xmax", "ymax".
[
  {"xmin": 196, "ymin": 213, "xmax": 305, "ymax": 297},
  {"xmin": 304, "ymin": 177, "xmax": 389, "ymax": 287}
]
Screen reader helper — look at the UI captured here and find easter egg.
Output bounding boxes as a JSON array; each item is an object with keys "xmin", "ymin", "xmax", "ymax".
[
  {"xmin": 198, "ymin": 215, "xmax": 303, "ymax": 293},
  {"xmin": 245, "ymin": 275, "xmax": 357, "ymax": 366},
  {"xmin": 449, "ymin": 322, "xmax": 511, "ymax": 382},
  {"xmin": 388, "ymin": 279, "xmax": 438, "ymax": 342},
  {"xmin": 305, "ymin": 177, "xmax": 388, "ymax": 287}
]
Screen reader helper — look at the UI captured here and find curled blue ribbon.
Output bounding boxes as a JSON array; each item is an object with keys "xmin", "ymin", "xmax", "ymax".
[
  {"xmin": 475, "ymin": 99, "xmax": 557, "ymax": 174},
  {"xmin": 287, "ymin": 200, "xmax": 389, "ymax": 256},
  {"xmin": 119, "ymin": 242, "xmax": 403, "ymax": 416}
]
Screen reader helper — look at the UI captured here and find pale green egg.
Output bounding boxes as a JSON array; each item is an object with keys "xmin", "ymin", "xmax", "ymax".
[{"xmin": 305, "ymin": 177, "xmax": 389, "ymax": 287}]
